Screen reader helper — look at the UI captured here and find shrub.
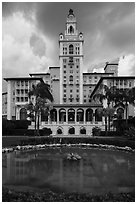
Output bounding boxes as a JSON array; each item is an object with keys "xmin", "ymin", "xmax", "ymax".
[
  {"xmin": 68, "ymin": 127, "xmax": 75, "ymax": 134},
  {"xmin": 57, "ymin": 128, "xmax": 62, "ymax": 134},
  {"xmin": 80, "ymin": 128, "xmax": 86, "ymax": 134},
  {"xmin": 92, "ymin": 126, "xmax": 101, "ymax": 136}
]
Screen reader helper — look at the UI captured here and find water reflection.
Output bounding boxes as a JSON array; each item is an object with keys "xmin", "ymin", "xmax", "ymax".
[{"xmin": 3, "ymin": 148, "xmax": 135, "ymax": 195}]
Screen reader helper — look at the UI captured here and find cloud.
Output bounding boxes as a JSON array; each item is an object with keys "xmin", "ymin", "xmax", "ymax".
[
  {"xmin": 2, "ymin": 12, "xmax": 55, "ymax": 79},
  {"xmin": 118, "ymin": 55, "xmax": 135, "ymax": 76},
  {"xmin": 30, "ymin": 33, "xmax": 46, "ymax": 58}
]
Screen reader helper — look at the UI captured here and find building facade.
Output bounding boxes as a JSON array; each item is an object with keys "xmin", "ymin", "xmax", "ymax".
[{"xmin": 3, "ymin": 9, "xmax": 135, "ymax": 136}]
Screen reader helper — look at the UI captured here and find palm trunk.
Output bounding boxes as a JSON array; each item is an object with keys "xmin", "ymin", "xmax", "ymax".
[
  {"xmin": 37, "ymin": 112, "xmax": 40, "ymax": 136},
  {"xmin": 125, "ymin": 102, "xmax": 128, "ymax": 125},
  {"xmin": 105, "ymin": 116, "xmax": 107, "ymax": 135},
  {"xmin": 34, "ymin": 111, "xmax": 37, "ymax": 136}
]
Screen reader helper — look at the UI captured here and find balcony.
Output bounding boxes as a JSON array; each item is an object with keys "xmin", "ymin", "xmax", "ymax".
[{"xmin": 69, "ymin": 81, "xmax": 73, "ymax": 85}]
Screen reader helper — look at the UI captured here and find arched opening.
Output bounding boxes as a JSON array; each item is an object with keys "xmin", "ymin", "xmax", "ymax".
[
  {"xmin": 57, "ymin": 127, "xmax": 63, "ymax": 135},
  {"xmin": 59, "ymin": 109, "xmax": 66, "ymax": 122},
  {"xmin": 77, "ymin": 109, "xmax": 84, "ymax": 122},
  {"xmin": 69, "ymin": 75, "xmax": 73, "ymax": 81},
  {"xmin": 41, "ymin": 109, "xmax": 48, "ymax": 122},
  {"xmin": 95, "ymin": 109, "xmax": 102, "ymax": 122},
  {"xmin": 69, "ymin": 44, "xmax": 74, "ymax": 54},
  {"xmin": 68, "ymin": 126, "xmax": 75, "ymax": 134},
  {"xmin": 68, "ymin": 109, "xmax": 75, "ymax": 122},
  {"xmin": 20, "ymin": 108, "xmax": 27, "ymax": 120},
  {"xmin": 80, "ymin": 127, "xmax": 86, "ymax": 134},
  {"xmin": 50, "ymin": 109, "xmax": 57, "ymax": 122},
  {"xmin": 117, "ymin": 108, "xmax": 124, "ymax": 119},
  {"xmin": 69, "ymin": 25, "xmax": 74, "ymax": 34},
  {"xmin": 86, "ymin": 108, "xmax": 93, "ymax": 122}
]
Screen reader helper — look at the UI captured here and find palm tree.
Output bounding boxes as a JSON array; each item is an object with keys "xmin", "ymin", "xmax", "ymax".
[
  {"xmin": 26, "ymin": 81, "xmax": 53, "ymax": 136},
  {"xmin": 92, "ymin": 84, "xmax": 116, "ymax": 132},
  {"xmin": 114, "ymin": 87, "xmax": 135, "ymax": 124}
]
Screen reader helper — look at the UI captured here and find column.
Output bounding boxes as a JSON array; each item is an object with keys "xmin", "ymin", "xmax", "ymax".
[
  {"xmin": 75, "ymin": 109, "xmax": 77, "ymax": 123},
  {"xmin": 57, "ymin": 109, "xmax": 59, "ymax": 124},
  {"xmin": 83, "ymin": 109, "xmax": 86, "ymax": 124},
  {"xmin": 66, "ymin": 109, "xmax": 68, "ymax": 123}
]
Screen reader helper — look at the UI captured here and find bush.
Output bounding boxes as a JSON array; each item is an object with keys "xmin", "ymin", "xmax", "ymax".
[
  {"xmin": 92, "ymin": 126, "xmax": 101, "ymax": 136},
  {"xmin": 68, "ymin": 127, "xmax": 75, "ymax": 134},
  {"xmin": 80, "ymin": 128, "xmax": 86, "ymax": 134},
  {"xmin": 57, "ymin": 128, "xmax": 63, "ymax": 134}
]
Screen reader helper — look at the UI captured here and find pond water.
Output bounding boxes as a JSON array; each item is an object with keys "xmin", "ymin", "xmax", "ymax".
[{"xmin": 2, "ymin": 147, "xmax": 135, "ymax": 195}]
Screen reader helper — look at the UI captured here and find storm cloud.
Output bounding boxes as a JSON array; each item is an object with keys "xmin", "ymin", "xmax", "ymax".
[{"xmin": 2, "ymin": 2, "xmax": 135, "ymax": 90}]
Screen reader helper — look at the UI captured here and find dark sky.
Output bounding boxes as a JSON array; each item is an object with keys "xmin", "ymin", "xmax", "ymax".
[{"xmin": 2, "ymin": 2, "xmax": 135, "ymax": 91}]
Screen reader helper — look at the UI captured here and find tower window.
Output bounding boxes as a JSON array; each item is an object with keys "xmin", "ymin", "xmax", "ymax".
[
  {"xmin": 69, "ymin": 75, "xmax": 73, "ymax": 81},
  {"xmin": 68, "ymin": 26, "xmax": 74, "ymax": 34},
  {"xmin": 69, "ymin": 44, "xmax": 74, "ymax": 54}
]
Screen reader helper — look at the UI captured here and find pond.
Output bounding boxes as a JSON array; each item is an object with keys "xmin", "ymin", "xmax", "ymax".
[{"xmin": 2, "ymin": 147, "xmax": 135, "ymax": 195}]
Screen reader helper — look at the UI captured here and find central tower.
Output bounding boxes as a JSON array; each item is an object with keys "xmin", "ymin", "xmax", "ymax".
[{"xmin": 59, "ymin": 9, "xmax": 84, "ymax": 104}]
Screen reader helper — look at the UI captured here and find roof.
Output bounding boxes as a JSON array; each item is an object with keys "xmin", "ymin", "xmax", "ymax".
[
  {"xmin": 90, "ymin": 76, "xmax": 135, "ymax": 98},
  {"xmin": 104, "ymin": 63, "xmax": 118, "ymax": 70},
  {"xmin": 49, "ymin": 67, "xmax": 60, "ymax": 69},
  {"xmin": 29, "ymin": 73, "xmax": 50, "ymax": 76},
  {"xmin": 83, "ymin": 72, "xmax": 114, "ymax": 75},
  {"xmin": 2, "ymin": 92, "xmax": 7, "ymax": 95},
  {"xmin": 4, "ymin": 77, "xmax": 43, "ymax": 81},
  {"xmin": 51, "ymin": 104, "xmax": 103, "ymax": 108}
]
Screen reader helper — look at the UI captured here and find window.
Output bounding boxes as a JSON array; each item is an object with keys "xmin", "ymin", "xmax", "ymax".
[
  {"xmin": 76, "ymin": 58, "xmax": 79, "ymax": 63},
  {"xmin": 129, "ymin": 81, "xmax": 132, "ymax": 87},
  {"xmin": 76, "ymin": 65, "xmax": 79, "ymax": 68},
  {"xmin": 63, "ymin": 59, "xmax": 67, "ymax": 63},
  {"xmin": 76, "ymin": 89, "xmax": 79, "ymax": 92},
  {"xmin": 69, "ymin": 44, "xmax": 74, "ymax": 54},
  {"xmin": 64, "ymin": 65, "xmax": 66, "ymax": 68},
  {"xmin": 21, "ymin": 97, "xmax": 24, "ymax": 102},
  {"xmin": 17, "ymin": 81, "xmax": 20, "ymax": 86},
  {"xmin": 64, "ymin": 70, "xmax": 66, "ymax": 74},
  {"xmin": 25, "ymin": 97, "xmax": 28, "ymax": 102},
  {"xmin": 70, "ymin": 70, "xmax": 73, "ymax": 73},
  {"xmin": 120, "ymin": 80, "xmax": 123, "ymax": 86},
  {"xmin": 68, "ymin": 26, "xmax": 74, "ymax": 34},
  {"xmin": 64, "ymin": 94, "xmax": 66, "ymax": 97},
  {"xmin": 64, "ymin": 89, "xmax": 66, "ymax": 92},
  {"xmin": 84, "ymin": 99, "xmax": 86, "ymax": 103},
  {"xmin": 25, "ymin": 81, "xmax": 28, "ymax": 86},
  {"xmin": 69, "ymin": 75, "xmax": 73, "ymax": 81},
  {"xmin": 16, "ymin": 97, "xmax": 19, "ymax": 102},
  {"xmin": 70, "ymin": 89, "xmax": 72, "ymax": 93},
  {"xmin": 21, "ymin": 81, "xmax": 24, "ymax": 86}
]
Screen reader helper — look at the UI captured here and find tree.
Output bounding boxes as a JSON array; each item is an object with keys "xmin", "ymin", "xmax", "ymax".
[
  {"xmin": 93, "ymin": 84, "xmax": 116, "ymax": 132},
  {"xmin": 114, "ymin": 87, "xmax": 135, "ymax": 124},
  {"xmin": 26, "ymin": 81, "xmax": 53, "ymax": 136}
]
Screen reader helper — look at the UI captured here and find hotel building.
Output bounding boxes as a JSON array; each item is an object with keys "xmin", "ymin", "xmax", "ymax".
[{"xmin": 3, "ymin": 9, "xmax": 135, "ymax": 136}]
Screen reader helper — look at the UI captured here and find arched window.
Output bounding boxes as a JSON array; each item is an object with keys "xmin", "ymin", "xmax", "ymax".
[
  {"xmin": 20, "ymin": 108, "xmax": 27, "ymax": 120},
  {"xmin": 59, "ymin": 109, "xmax": 66, "ymax": 122},
  {"xmin": 68, "ymin": 109, "xmax": 75, "ymax": 122},
  {"xmin": 86, "ymin": 108, "xmax": 93, "ymax": 122},
  {"xmin": 95, "ymin": 109, "xmax": 102, "ymax": 122},
  {"xmin": 50, "ymin": 109, "xmax": 57, "ymax": 122},
  {"xmin": 69, "ymin": 44, "xmax": 74, "ymax": 54},
  {"xmin": 77, "ymin": 109, "xmax": 84, "ymax": 122},
  {"xmin": 69, "ymin": 75, "xmax": 73, "ymax": 81},
  {"xmin": 69, "ymin": 26, "xmax": 74, "ymax": 34}
]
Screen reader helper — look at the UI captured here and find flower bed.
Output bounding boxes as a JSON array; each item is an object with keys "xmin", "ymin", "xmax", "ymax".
[{"xmin": 2, "ymin": 187, "xmax": 135, "ymax": 202}]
